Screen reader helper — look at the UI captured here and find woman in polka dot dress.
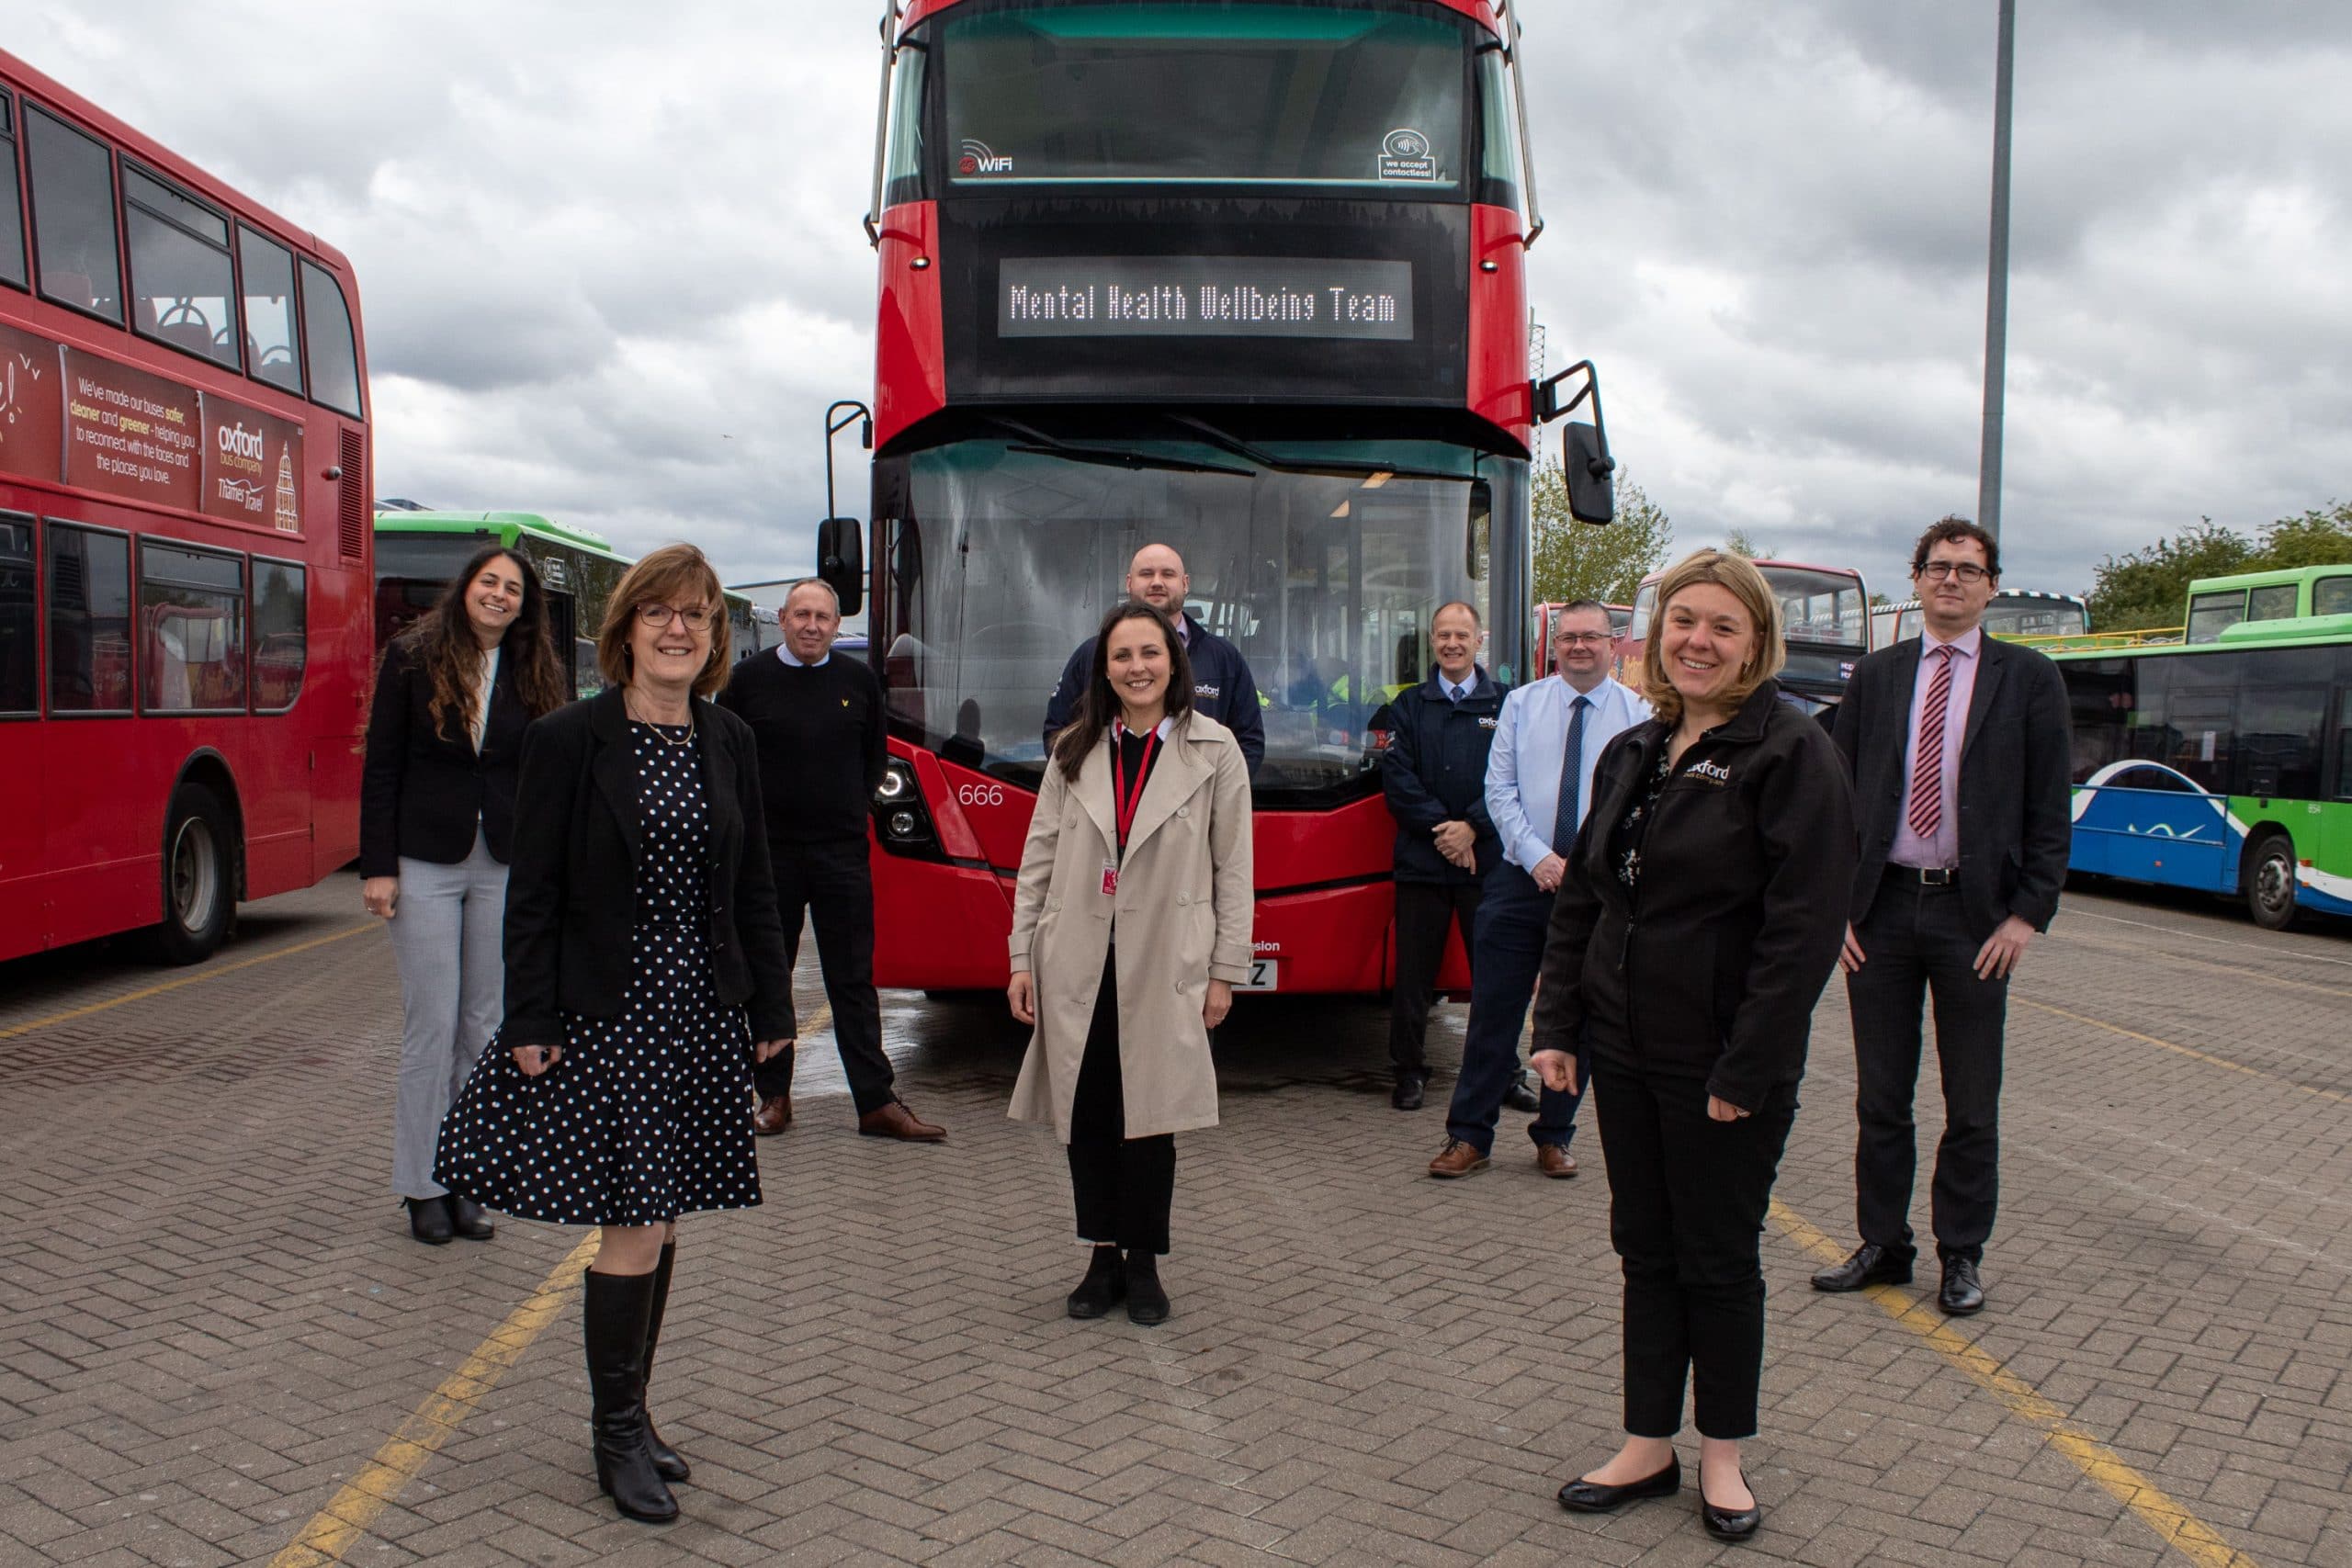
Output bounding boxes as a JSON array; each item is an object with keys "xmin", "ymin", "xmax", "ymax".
[{"xmin": 435, "ymin": 544, "xmax": 797, "ymax": 1525}]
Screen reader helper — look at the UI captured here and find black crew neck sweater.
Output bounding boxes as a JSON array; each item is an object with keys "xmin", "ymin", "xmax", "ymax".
[{"xmin": 715, "ymin": 651, "xmax": 888, "ymax": 847}]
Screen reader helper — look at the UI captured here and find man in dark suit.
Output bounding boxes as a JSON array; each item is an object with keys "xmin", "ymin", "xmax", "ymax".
[{"xmin": 1812, "ymin": 517, "xmax": 2071, "ymax": 1316}]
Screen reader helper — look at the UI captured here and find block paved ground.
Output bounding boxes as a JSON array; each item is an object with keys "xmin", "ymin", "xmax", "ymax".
[{"xmin": 0, "ymin": 872, "xmax": 2347, "ymax": 1567}]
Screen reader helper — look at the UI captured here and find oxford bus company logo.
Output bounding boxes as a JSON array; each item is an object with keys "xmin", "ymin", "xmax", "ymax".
[
  {"xmin": 959, "ymin": 139, "xmax": 1014, "ymax": 176},
  {"xmin": 1378, "ymin": 127, "xmax": 1437, "ymax": 182}
]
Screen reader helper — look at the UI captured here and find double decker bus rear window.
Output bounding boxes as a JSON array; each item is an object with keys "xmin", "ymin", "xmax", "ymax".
[{"xmin": 940, "ymin": 3, "xmax": 1464, "ymax": 190}]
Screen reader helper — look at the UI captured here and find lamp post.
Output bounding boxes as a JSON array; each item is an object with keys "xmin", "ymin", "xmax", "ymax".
[{"xmin": 1977, "ymin": 0, "xmax": 2017, "ymax": 543}]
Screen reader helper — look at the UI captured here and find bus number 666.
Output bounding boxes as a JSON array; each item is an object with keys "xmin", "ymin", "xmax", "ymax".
[{"xmin": 956, "ymin": 783, "xmax": 1006, "ymax": 808}]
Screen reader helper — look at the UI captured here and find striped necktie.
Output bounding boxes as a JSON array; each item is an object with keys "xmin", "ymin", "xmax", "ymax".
[{"xmin": 1907, "ymin": 645, "xmax": 1954, "ymax": 840}]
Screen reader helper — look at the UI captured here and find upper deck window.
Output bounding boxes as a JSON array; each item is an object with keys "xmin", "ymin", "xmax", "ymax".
[
  {"xmin": 300, "ymin": 258, "xmax": 363, "ymax": 419},
  {"xmin": 2, "ymin": 95, "xmax": 28, "ymax": 291},
  {"xmin": 937, "ymin": 2, "xmax": 1468, "ymax": 193},
  {"xmin": 25, "ymin": 106, "xmax": 123, "ymax": 323},
  {"xmin": 124, "ymin": 163, "xmax": 241, "ymax": 371},
  {"xmin": 239, "ymin": 226, "xmax": 303, "ymax": 395}
]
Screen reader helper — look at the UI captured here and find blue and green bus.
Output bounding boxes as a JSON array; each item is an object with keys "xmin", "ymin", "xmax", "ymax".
[{"xmin": 2055, "ymin": 597, "xmax": 2352, "ymax": 929}]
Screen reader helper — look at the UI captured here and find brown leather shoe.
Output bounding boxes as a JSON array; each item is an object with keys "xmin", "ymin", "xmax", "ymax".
[
  {"xmin": 858, "ymin": 1098, "xmax": 946, "ymax": 1142},
  {"xmin": 1428, "ymin": 1139, "xmax": 1490, "ymax": 1179},
  {"xmin": 752, "ymin": 1094, "xmax": 791, "ymax": 1136},
  {"xmin": 1536, "ymin": 1144, "xmax": 1578, "ymax": 1179}
]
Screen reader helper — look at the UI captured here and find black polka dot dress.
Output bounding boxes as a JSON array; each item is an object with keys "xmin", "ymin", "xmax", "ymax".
[{"xmin": 435, "ymin": 719, "xmax": 762, "ymax": 1225}]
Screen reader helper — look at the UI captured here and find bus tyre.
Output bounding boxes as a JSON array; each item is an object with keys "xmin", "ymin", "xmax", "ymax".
[
  {"xmin": 2244, "ymin": 832, "xmax": 2298, "ymax": 932},
  {"xmin": 150, "ymin": 783, "xmax": 233, "ymax": 964}
]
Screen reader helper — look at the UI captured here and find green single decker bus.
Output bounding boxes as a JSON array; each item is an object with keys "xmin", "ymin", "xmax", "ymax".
[
  {"xmin": 372, "ymin": 511, "xmax": 773, "ymax": 697},
  {"xmin": 2054, "ymin": 565, "xmax": 2352, "ymax": 928}
]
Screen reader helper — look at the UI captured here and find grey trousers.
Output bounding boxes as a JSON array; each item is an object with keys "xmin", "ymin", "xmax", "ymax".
[{"xmin": 386, "ymin": 829, "xmax": 507, "ymax": 1199}]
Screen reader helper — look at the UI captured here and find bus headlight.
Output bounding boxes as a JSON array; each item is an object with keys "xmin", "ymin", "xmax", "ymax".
[{"xmin": 888, "ymin": 809, "xmax": 920, "ymax": 839}]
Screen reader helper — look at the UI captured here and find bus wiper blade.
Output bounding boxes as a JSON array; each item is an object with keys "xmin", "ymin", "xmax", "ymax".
[
  {"xmin": 991, "ymin": 419, "xmax": 1253, "ymax": 477},
  {"xmin": 1163, "ymin": 414, "xmax": 1462, "ymax": 482}
]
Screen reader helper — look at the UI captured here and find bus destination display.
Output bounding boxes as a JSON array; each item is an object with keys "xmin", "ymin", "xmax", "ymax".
[{"xmin": 999, "ymin": 257, "xmax": 1413, "ymax": 342}]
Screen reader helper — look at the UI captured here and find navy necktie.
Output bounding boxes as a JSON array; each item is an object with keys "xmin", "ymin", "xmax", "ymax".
[{"xmin": 1552, "ymin": 694, "xmax": 1590, "ymax": 856}]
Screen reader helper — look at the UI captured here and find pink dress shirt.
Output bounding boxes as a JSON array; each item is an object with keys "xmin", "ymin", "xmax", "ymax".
[{"xmin": 1888, "ymin": 625, "xmax": 1983, "ymax": 870}]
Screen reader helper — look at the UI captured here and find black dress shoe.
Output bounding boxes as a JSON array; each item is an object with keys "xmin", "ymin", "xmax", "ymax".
[
  {"xmin": 1065, "ymin": 1247, "xmax": 1125, "ymax": 1319},
  {"xmin": 1556, "ymin": 1460, "xmax": 1679, "ymax": 1513},
  {"xmin": 1392, "ymin": 1075, "xmax": 1427, "ymax": 1111},
  {"xmin": 1810, "ymin": 1243, "xmax": 1911, "ymax": 1292},
  {"xmin": 405, "ymin": 1197, "xmax": 452, "ymax": 1246},
  {"xmin": 1124, "ymin": 1250, "xmax": 1170, "ymax": 1325},
  {"xmin": 1702, "ymin": 1495, "xmax": 1762, "ymax": 1540},
  {"xmin": 1939, "ymin": 1257, "xmax": 1986, "ymax": 1316},
  {"xmin": 447, "ymin": 1193, "xmax": 494, "ymax": 1241},
  {"xmin": 1501, "ymin": 1075, "xmax": 1542, "ymax": 1113}
]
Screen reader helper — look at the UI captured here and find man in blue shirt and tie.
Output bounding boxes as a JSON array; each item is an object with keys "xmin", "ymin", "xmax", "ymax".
[{"xmin": 1430, "ymin": 601, "xmax": 1650, "ymax": 1179}]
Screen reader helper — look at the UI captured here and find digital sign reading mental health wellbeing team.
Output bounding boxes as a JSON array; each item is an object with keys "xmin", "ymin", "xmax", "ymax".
[{"xmin": 997, "ymin": 257, "xmax": 1414, "ymax": 342}]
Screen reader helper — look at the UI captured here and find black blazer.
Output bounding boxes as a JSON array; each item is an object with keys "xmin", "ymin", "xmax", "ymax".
[
  {"xmin": 1532, "ymin": 681, "xmax": 1856, "ymax": 1111},
  {"xmin": 360, "ymin": 638, "xmax": 535, "ymax": 876},
  {"xmin": 500, "ymin": 688, "xmax": 797, "ymax": 1049},
  {"xmin": 1833, "ymin": 634, "xmax": 2073, "ymax": 942}
]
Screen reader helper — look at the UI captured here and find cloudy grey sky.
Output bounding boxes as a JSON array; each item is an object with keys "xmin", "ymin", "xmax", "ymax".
[{"xmin": 17, "ymin": 2, "xmax": 2352, "ymax": 598}]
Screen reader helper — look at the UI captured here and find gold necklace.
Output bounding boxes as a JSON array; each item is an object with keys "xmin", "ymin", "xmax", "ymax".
[{"xmin": 624, "ymin": 691, "xmax": 693, "ymax": 747}]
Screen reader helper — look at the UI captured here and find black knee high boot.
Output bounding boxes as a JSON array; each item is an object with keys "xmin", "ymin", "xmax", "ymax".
[
  {"xmin": 582, "ymin": 1269, "xmax": 677, "ymax": 1523},
  {"xmin": 641, "ymin": 1243, "xmax": 689, "ymax": 1483}
]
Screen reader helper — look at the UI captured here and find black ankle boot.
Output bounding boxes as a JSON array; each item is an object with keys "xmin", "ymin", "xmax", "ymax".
[
  {"xmin": 641, "ymin": 1243, "xmax": 689, "ymax": 1483},
  {"xmin": 1066, "ymin": 1246, "xmax": 1126, "ymax": 1319},
  {"xmin": 582, "ymin": 1270, "xmax": 677, "ymax": 1523},
  {"xmin": 1124, "ymin": 1249, "xmax": 1170, "ymax": 1325},
  {"xmin": 404, "ymin": 1197, "xmax": 451, "ymax": 1246}
]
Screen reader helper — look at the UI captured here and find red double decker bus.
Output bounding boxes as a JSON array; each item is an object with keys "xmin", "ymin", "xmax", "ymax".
[
  {"xmin": 1, "ymin": 51, "xmax": 372, "ymax": 963},
  {"xmin": 819, "ymin": 0, "xmax": 1607, "ymax": 997}
]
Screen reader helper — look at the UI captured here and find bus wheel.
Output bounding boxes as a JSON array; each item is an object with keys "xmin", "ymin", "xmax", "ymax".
[
  {"xmin": 2244, "ymin": 832, "xmax": 2298, "ymax": 931},
  {"xmin": 150, "ymin": 783, "xmax": 233, "ymax": 964}
]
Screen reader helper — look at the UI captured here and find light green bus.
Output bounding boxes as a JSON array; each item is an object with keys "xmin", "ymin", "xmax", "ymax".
[
  {"xmin": 372, "ymin": 511, "xmax": 773, "ymax": 696},
  {"xmin": 2186, "ymin": 563, "xmax": 2352, "ymax": 643}
]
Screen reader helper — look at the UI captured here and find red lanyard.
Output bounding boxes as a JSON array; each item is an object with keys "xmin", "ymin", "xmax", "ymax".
[{"xmin": 1113, "ymin": 730, "xmax": 1160, "ymax": 852}]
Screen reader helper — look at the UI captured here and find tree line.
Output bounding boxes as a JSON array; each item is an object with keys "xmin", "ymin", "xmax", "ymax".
[{"xmin": 2087, "ymin": 502, "xmax": 2352, "ymax": 630}]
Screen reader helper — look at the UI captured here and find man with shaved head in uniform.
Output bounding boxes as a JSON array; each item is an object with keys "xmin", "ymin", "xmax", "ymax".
[{"xmin": 1045, "ymin": 544, "xmax": 1265, "ymax": 777}]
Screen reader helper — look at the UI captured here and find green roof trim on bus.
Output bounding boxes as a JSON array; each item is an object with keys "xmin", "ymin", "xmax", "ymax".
[
  {"xmin": 2183, "ymin": 563, "xmax": 2351, "ymax": 596},
  {"xmin": 373, "ymin": 510, "xmax": 623, "ymax": 561}
]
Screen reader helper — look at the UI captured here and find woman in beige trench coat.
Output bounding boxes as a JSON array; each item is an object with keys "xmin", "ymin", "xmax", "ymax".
[{"xmin": 1007, "ymin": 603, "xmax": 1254, "ymax": 1325}]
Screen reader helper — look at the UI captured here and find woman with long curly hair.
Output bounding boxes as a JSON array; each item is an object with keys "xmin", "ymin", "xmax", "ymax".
[{"xmin": 360, "ymin": 544, "xmax": 569, "ymax": 1245}]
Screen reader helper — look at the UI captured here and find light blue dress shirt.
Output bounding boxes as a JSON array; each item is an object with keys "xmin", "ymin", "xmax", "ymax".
[
  {"xmin": 1485, "ymin": 675, "xmax": 1652, "ymax": 874},
  {"xmin": 776, "ymin": 642, "xmax": 831, "ymax": 668}
]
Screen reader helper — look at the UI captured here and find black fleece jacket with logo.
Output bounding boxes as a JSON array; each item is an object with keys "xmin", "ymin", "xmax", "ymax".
[{"xmin": 1530, "ymin": 680, "xmax": 1857, "ymax": 1111}]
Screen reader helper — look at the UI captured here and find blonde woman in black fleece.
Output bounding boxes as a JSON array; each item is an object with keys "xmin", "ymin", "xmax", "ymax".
[{"xmin": 1529, "ymin": 549, "xmax": 1855, "ymax": 1543}]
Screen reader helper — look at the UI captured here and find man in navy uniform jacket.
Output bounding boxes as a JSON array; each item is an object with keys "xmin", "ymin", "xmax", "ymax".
[
  {"xmin": 1377, "ymin": 601, "xmax": 1509, "ymax": 1110},
  {"xmin": 1043, "ymin": 543, "xmax": 1264, "ymax": 778}
]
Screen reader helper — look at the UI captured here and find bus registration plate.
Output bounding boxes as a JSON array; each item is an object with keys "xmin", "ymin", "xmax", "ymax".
[{"xmin": 1238, "ymin": 960, "xmax": 1279, "ymax": 992}]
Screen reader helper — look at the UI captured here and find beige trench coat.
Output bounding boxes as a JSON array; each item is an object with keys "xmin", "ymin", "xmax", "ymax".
[{"xmin": 1006, "ymin": 713, "xmax": 1254, "ymax": 1142}]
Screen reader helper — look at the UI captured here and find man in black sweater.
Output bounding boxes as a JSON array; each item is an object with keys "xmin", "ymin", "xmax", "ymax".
[{"xmin": 717, "ymin": 581, "xmax": 945, "ymax": 1142}]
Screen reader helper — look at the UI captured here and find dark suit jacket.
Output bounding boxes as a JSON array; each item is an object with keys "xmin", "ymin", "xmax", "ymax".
[
  {"xmin": 360, "ymin": 637, "xmax": 535, "ymax": 876},
  {"xmin": 1832, "ymin": 634, "xmax": 2073, "ymax": 942},
  {"xmin": 500, "ymin": 688, "xmax": 797, "ymax": 1048}
]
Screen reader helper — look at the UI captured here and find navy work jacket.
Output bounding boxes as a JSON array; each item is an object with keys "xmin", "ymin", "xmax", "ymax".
[
  {"xmin": 1044, "ymin": 612, "xmax": 1265, "ymax": 778},
  {"xmin": 1378, "ymin": 667, "xmax": 1509, "ymax": 885}
]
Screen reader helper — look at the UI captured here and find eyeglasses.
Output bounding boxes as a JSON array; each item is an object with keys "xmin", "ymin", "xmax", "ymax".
[
  {"xmin": 637, "ymin": 603, "xmax": 715, "ymax": 630},
  {"xmin": 1916, "ymin": 561, "xmax": 1990, "ymax": 584},
  {"xmin": 1555, "ymin": 632, "xmax": 1611, "ymax": 647}
]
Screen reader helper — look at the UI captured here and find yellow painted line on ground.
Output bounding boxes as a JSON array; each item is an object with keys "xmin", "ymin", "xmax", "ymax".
[
  {"xmin": 270, "ymin": 996, "xmax": 833, "ymax": 1563},
  {"xmin": 267, "ymin": 1231, "xmax": 603, "ymax": 1568},
  {"xmin": 1770, "ymin": 1200, "xmax": 2261, "ymax": 1568},
  {"xmin": 2016, "ymin": 997, "xmax": 2350, "ymax": 1106},
  {"xmin": 0, "ymin": 920, "xmax": 375, "ymax": 1042}
]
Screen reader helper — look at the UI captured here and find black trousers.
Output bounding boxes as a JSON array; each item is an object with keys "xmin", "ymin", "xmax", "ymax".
[
  {"xmin": 1845, "ymin": 874, "xmax": 2008, "ymax": 1264},
  {"xmin": 1068, "ymin": 950, "xmax": 1176, "ymax": 1255},
  {"xmin": 1593, "ymin": 1056, "xmax": 1796, "ymax": 1441},
  {"xmin": 749, "ymin": 837, "xmax": 895, "ymax": 1116},
  {"xmin": 1388, "ymin": 879, "xmax": 1483, "ymax": 1077}
]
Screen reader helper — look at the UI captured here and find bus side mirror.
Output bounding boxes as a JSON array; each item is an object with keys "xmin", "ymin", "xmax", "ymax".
[
  {"xmin": 1565, "ymin": 423, "xmax": 1615, "ymax": 525},
  {"xmin": 817, "ymin": 518, "xmax": 865, "ymax": 617}
]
